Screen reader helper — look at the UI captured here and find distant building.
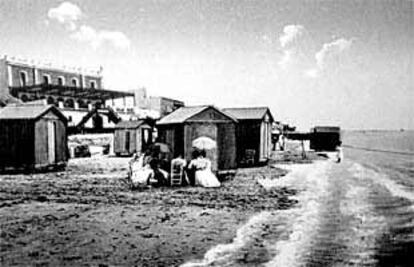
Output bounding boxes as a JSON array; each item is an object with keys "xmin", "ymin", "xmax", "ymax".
[
  {"xmin": 135, "ymin": 88, "xmax": 184, "ymax": 118},
  {"xmin": 0, "ymin": 55, "xmax": 135, "ymax": 133},
  {"xmin": 310, "ymin": 126, "xmax": 341, "ymax": 151}
]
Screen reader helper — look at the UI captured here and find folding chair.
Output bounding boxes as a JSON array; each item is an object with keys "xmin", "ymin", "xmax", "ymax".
[
  {"xmin": 245, "ymin": 149, "xmax": 256, "ymax": 166},
  {"xmin": 170, "ymin": 159, "xmax": 184, "ymax": 186}
]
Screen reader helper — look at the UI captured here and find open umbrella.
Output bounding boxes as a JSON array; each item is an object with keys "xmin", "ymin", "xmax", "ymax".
[
  {"xmin": 192, "ymin": 136, "xmax": 216, "ymax": 150},
  {"xmin": 150, "ymin": 142, "xmax": 170, "ymax": 153}
]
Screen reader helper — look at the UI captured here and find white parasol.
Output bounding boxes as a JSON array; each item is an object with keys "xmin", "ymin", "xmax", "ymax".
[{"xmin": 192, "ymin": 136, "xmax": 216, "ymax": 150}]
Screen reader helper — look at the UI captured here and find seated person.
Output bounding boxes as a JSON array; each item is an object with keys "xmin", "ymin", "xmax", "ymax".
[
  {"xmin": 147, "ymin": 151, "xmax": 169, "ymax": 187},
  {"xmin": 129, "ymin": 151, "xmax": 153, "ymax": 189},
  {"xmin": 188, "ymin": 150, "xmax": 220, "ymax": 188},
  {"xmin": 186, "ymin": 150, "xmax": 200, "ymax": 186}
]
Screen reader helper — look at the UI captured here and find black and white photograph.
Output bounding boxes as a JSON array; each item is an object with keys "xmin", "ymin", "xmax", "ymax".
[{"xmin": 0, "ymin": 0, "xmax": 413, "ymax": 266}]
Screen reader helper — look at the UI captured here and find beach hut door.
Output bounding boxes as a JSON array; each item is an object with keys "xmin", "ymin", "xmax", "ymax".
[
  {"xmin": 125, "ymin": 131, "xmax": 130, "ymax": 152},
  {"xmin": 47, "ymin": 121, "xmax": 56, "ymax": 164}
]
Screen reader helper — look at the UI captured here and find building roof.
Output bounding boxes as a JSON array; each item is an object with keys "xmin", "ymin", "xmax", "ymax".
[
  {"xmin": 312, "ymin": 126, "xmax": 341, "ymax": 133},
  {"xmin": 157, "ymin": 105, "xmax": 237, "ymax": 125},
  {"xmin": 222, "ymin": 107, "xmax": 274, "ymax": 121},
  {"xmin": 9, "ymin": 84, "xmax": 134, "ymax": 101},
  {"xmin": 115, "ymin": 120, "xmax": 150, "ymax": 129},
  {"xmin": 0, "ymin": 104, "xmax": 66, "ymax": 121}
]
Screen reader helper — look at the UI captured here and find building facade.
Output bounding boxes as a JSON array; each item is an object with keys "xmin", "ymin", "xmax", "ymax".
[
  {"xmin": 134, "ymin": 87, "xmax": 184, "ymax": 118},
  {"xmin": 0, "ymin": 56, "xmax": 135, "ymax": 132}
]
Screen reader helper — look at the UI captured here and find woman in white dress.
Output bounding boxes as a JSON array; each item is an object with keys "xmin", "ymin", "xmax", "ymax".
[
  {"xmin": 188, "ymin": 150, "xmax": 220, "ymax": 188},
  {"xmin": 129, "ymin": 152, "xmax": 153, "ymax": 188}
]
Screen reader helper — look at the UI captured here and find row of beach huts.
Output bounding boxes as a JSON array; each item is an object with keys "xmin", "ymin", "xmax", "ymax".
[{"xmin": 0, "ymin": 104, "xmax": 274, "ymax": 173}]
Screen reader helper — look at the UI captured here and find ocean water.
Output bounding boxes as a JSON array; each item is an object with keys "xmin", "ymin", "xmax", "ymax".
[{"xmin": 182, "ymin": 131, "xmax": 414, "ymax": 267}]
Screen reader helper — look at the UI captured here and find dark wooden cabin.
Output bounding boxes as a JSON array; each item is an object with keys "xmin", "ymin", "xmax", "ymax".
[
  {"xmin": 310, "ymin": 126, "xmax": 341, "ymax": 151},
  {"xmin": 156, "ymin": 106, "xmax": 238, "ymax": 172},
  {"xmin": 113, "ymin": 120, "xmax": 153, "ymax": 156},
  {"xmin": 0, "ymin": 104, "xmax": 68, "ymax": 172},
  {"xmin": 223, "ymin": 107, "xmax": 274, "ymax": 166}
]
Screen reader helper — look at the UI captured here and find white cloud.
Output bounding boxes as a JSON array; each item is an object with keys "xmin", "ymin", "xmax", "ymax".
[
  {"xmin": 277, "ymin": 24, "xmax": 305, "ymax": 69},
  {"xmin": 99, "ymin": 31, "xmax": 131, "ymax": 50},
  {"xmin": 279, "ymin": 24, "xmax": 305, "ymax": 48},
  {"xmin": 47, "ymin": 2, "xmax": 131, "ymax": 50},
  {"xmin": 71, "ymin": 25, "xmax": 131, "ymax": 50},
  {"xmin": 315, "ymin": 38, "xmax": 353, "ymax": 69},
  {"xmin": 306, "ymin": 38, "xmax": 354, "ymax": 78},
  {"xmin": 47, "ymin": 2, "xmax": 82, "ymax": 31}
]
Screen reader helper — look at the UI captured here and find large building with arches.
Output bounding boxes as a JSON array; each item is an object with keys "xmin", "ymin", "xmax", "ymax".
[{"xmin": 0, "ymin": 55, "xmax": 136, "ymax": 133}]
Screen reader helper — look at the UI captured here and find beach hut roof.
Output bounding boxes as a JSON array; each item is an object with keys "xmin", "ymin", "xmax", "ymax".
[
  {"xmin": 0, "ymin": 104, "xmax": 66, "ymax": 121},
  {"xmin": 157, "ymin": 105, "xmax": 237, "ymax": 125},
  {"xmin": 222, "ymin": 107, "xmax": 274, "ymax": 121},
  {"xmin": 312, "ymin": 126, "xmax": 340, "ymax": 133},
  {"xmin": 115, "ymin": 120, "xmax": 151, "ymax": 129}
]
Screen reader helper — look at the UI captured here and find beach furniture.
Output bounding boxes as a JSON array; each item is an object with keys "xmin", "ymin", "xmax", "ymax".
[
  {"xmin": 170, "ymin": 158, "xmax": 186, "ymax": 186},
  {"xmin": 244, "ymin": 149, "xmax": 256, "ymax": 165}
]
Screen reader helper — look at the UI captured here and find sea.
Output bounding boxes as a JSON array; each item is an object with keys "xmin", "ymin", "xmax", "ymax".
[{"xmin": 182, "ymin": 130, "xmax": 414, "ymax": 267}]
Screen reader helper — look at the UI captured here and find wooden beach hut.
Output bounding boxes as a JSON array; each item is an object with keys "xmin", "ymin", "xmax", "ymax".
[
  {"xmin": 156, "ymin": 106, "xmax": 238, "ymax": 172},
  {"xmin": 113, "ymin": 120, "xmax": 153, "ymax": 156},
  {"xmin": 223, "ymin": 107, "xmax": 274, "ymax": 166},
  {"xmin": 310, "ymin": 126, "xmax": 341, "ymax": 151},
  {"xmin": 0, "ymin": 104, "xmax": 68, "ymax": 172}
]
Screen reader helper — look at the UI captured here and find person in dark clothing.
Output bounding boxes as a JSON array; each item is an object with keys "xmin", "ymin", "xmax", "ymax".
[
  {"xmin": 186, "ymin": 150, "xmax": 200, "ymax": 186},
  {"xmin": 148, "ymin": 150, "xmax": 168, "ymax": 187}
]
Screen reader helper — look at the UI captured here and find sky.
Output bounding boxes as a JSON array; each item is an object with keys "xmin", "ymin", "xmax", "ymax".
[{"xmin": 0, "ymin": 0, "xmax": 413, "ymax": 130}]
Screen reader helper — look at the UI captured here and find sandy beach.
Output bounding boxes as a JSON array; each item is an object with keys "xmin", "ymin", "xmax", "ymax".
[{"xmin": 0, "ymin": 156, "xmax": 298, "ymax": 266}]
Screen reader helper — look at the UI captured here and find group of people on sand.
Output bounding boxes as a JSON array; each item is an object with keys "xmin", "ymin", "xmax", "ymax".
[{"xmin": 128, "ymin": 147, "xmax": 221, "ymax": 189}]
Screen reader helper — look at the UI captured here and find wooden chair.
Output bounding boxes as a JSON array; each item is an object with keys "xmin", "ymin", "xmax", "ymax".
[
  {"xmin": 245, "ymin": 149, "xmax": 256, "ymax": 166},
  {"xmin": 170, "ymin": 159, "xmax": 185, "ymax": 186}
]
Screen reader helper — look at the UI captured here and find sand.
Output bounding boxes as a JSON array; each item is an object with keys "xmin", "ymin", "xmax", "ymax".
[{"xmin": 0, "ymin": 156, "xmax": 297, "ymax": 266}]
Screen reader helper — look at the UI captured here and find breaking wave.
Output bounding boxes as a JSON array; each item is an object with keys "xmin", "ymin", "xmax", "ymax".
[
  {"xmin": 180, "ymin": 211, "xmax": 273, "ymax": 267},
  {"xmin": 181, "ymin": 161, "xmax": 330, "ymax": 267},
  {"xmin": 350, "ymin": 162, "xmax": 414, "ymax": 203},
  {"xmin": 181, "ymin": 159, "xmax": 413, "ymax": 267}
]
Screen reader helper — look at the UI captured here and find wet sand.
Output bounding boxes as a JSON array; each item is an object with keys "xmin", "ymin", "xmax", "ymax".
[{"xmin": 0, "ymin": 157, "xmax": 296, "ymax": 266}]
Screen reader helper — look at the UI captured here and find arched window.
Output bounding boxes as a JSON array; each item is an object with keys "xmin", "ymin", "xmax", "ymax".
[
  {"xmin": 77, "ymin": 99, "xmax": 88, "ymax": 109},
  {"xmin": 42, "ymin": 75, "xmax": 50, "ymax": 85},
  {"xmin": 19, "ymin": 71, "xmax": 27, "ymax": 87},
  {"xmin": 57, "ymin": 97, "xmax": 64, "ymax": 107},
  {"xmin": 64, "ymin": 98, "xmax": 75, "ymax": 108},
  {"xmin": 47, "ymin": 96, "xmax": 55, "ymax": 105},
  {"xmin": 71, "ymin": 78, "xmax": 78, "ymax": 87},
  {"xmin": 90, "ymin": 80, "xmax": 96, "ymax": 89},
  {"xmin": 57, "ymin": 76, "xmax": 65, "ymax": 86},
  {"xmin": 86, "ymin": 101, "xmax": 92, "ymax": 110}
]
